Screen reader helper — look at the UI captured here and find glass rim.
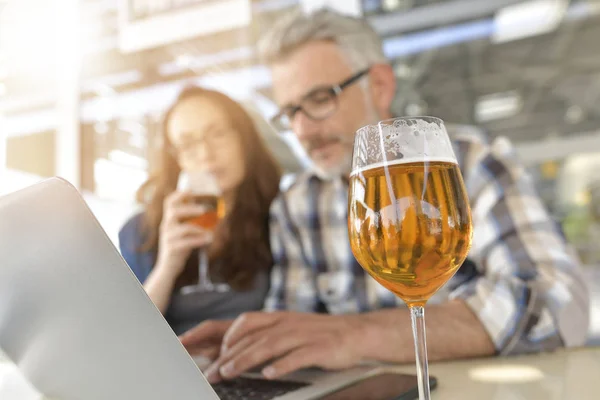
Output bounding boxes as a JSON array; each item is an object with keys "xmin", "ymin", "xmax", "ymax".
[
  {"xmin": 350, "ymin": 115, "xmax": 456, "ymax": 176},
  {"xmin": 355, "ymin": 116, "xmax": 444, "ymax": 137}
]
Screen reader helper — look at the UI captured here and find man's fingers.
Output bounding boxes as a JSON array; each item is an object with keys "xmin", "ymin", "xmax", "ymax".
[
  {"xmin": 218, "ymin": 330, "xmax": 307, "ymax": 380},
  {"xmin": 205, "ymin": 324, "xmax": 301, "ymax": 383},
  {"xmin": 179, "ymin": 319, "xmax": 233, "ymax": 349},
  {"xmin": 261, "ymin": 344, "xmax": 327, "ymax": 380},
  {"xmin": 222, "ymin": 312, "xmax": 282, "ymax": 350},
  {"xmin": 204, "ymin": 333, "xmax": 266, "ymax": 383},
  {"xmin": 195, "ymin": 346, "xmax": 220, "ymax": 362},
  {"xmin": 184, "ymin": 342, "xmax": 221, "ymax": 358}
]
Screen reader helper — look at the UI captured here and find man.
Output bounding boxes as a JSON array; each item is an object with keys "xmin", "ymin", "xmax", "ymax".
[{"xmin": 180, "ymin": 8, "xmax": 589, "ymax": 383}]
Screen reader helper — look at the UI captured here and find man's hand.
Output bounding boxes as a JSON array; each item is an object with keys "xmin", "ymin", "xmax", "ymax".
[
  {"xmin": 179, "ymin": 319, "xmax": 233, "ymax": 363},
  {"xmin": 182, "ymin": 311, "xmax": 367, "ymax": 383}
]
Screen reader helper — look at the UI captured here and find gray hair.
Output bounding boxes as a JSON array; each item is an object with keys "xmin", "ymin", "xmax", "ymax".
[{"xmin": 258, "ymin": 8, "xmax": 388, "ymax": 70}]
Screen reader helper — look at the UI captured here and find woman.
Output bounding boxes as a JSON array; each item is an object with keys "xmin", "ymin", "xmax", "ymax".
[{"xmin": 119, "ymin": 86, "xmax": 281, "ymax": 335}]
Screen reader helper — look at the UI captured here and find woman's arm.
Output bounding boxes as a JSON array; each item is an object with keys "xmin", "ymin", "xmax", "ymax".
[
  {"xmin": 118, "ymin": 214, "xmax": 183, "ymax": 314},
  {"xmin": 142, "ymin": 260, "xmax": 181, "ymax": 313}
]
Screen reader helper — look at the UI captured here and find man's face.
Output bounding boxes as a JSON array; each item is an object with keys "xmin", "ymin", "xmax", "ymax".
[{"xmin": 271, "ymin": 41, "xmax": 380, "ymax": 178}]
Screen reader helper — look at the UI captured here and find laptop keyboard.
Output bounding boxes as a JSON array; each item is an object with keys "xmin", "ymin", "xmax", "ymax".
[{"xmin": 212, "ymin": 377, "xmax": 309, "ymax": 400}]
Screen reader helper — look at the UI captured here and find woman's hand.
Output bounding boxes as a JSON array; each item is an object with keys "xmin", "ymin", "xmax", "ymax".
[
  {"xmin": 144, "ymin": 191, "xmax": 213, "ymax": 313},
  {"xmin": 154, "ymin": 191, "xmax": 213, "ymax": 279}
]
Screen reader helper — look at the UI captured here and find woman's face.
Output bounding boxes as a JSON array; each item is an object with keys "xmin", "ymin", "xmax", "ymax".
[{"xmin": 167, "ymin": 95, "xmax": 246, "ymax": 195}]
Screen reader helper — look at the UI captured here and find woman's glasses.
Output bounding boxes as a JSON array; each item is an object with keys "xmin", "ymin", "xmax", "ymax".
[{"xmin": 168, "ymin": 129, "xmax": 234, "ymax": 163}]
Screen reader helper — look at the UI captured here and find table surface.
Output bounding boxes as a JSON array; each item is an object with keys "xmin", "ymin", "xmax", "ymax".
[
  {"xmin": 394, "ymin": 347, "xmax": 600, "ymax": 400},
  {"xmin": 1, "ymin": 347, "xmax": 599, "ymax": 399}
]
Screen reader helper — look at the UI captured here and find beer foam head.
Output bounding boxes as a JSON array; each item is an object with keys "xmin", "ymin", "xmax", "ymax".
[
  {"xmin": 351, "ymin": 117, "xmax": 457, "ymax": 174},
  {"xmin": 177, "ymin": 171, "xmax": 221, "ymax": 195}
]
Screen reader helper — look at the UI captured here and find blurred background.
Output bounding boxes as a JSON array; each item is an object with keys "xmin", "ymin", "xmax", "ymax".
[{"xmin": 1, "ymin": 0, "xmax": 599, "ymax": 265}]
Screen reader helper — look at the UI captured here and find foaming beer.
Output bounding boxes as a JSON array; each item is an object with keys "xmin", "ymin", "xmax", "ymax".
[
  {"xmin": 186, "ymin": 195, "xmax": 225, "ymax": 231},
  {"xmin": 348, "ymin": 160, "xmax": 472, "ymax": 307}
]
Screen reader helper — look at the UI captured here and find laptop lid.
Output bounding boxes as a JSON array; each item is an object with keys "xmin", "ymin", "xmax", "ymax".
[{"xmin": 0, "ymin": 178, "xmax": 219, "ymax": 400}]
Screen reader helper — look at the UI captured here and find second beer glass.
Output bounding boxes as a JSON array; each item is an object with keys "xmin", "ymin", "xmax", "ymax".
[{"xmin": 178, "ymin": 170, "xmax": 229, "ymax": 294}]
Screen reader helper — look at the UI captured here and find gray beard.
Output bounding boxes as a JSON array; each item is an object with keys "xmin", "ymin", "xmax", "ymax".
[
  {"xmin": 312, "ymin": 150, "xmax": 353, "ymax": 181},
  {"xmin": 310, "ymin": 98, "xmax": 381, "ymax": 181}
]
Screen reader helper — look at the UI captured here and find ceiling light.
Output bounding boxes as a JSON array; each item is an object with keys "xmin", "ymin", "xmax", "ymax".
[
  {"xmin": 565, "ymin": 105, "xmax": 584, "ymax": 124},
  {"xmin": 493, "ymin": 0, "xmax": 568, "ymax": 43},
  {"xmin": 93, "ymin": 122, "xmax": 109, "ymax": 135},
  {"xmin": 475, "ymin": 91, "xmax": 522, "ymax": 122},
  {"xmin": 93, "ymin": 84, "xmax": 115, "ymax": 98},
  {"xmin": 300, "ymin": 0, "xmax": 362, "ymax": 17},
  {"xmin": 406, "ymin": 101, "xmax": 427, "ymax": 116},
  {"xmin": 175, "ymin": 54, "xmax": 193, "ymax": 69},
  {"xmin": 394, "ymin": 63, "xmax": 412, "ymax": 79},
  {"xmin": 108, "ymin": 150, "xmax": 148, "ymax": 170},
  {"xmin": 128, "ymin": 134, "xmax": 146, "ymax": 149},
  {"xmin": 118, "ymin": 0, "xmax": 252, "ymax": 53},
  {"xmin": 383, "ymin": 0, "xmax": 406, "ymax": 12},
  {"xmin": 84, "ymin": 70, "xmax": 141, "ymax": 93}
]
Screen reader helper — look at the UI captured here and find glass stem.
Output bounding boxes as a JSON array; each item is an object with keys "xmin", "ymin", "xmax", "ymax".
[
  {"xmin": 410, "ymin": 305, "xmax": 431, "ymax": 400},
  {"xmin": 198, "ymin": 248, "xmax": 212, "ymax": 287}
]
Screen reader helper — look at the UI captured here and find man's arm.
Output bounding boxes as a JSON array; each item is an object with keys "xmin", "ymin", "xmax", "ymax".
[
  {"xmin": 352, "ymin": 300, "xmax": 495, "ymax": 364},
  {"xmin": 344, "ymin": 133, "xmax": 590, "ymax": 363},
  {"xmin": 191, "ymin": 301, "xmax": 493, "ymax": 383},
  {"xmin": 449, "ymin": 134, "xmax": 589, "ymax": 353}
]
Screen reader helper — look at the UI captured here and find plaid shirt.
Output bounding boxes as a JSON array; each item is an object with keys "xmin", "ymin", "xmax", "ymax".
[{"xmin": 265, "ymin": 125, "xmax": 590, "ymax": 354}]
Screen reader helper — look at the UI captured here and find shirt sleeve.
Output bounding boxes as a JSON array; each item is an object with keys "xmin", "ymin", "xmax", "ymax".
[
  {"xmin": 451, "ymin": 135, "xmax": 590, "ymax": 354},
  {"xmin": 118, "ymin": 214, "xmax": 152, "ymax": 284}
]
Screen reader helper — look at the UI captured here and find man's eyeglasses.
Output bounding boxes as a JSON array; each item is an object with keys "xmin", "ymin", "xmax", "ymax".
[{"xmin": 270, "ymin": 68, "xmax": 370, "ymax": 132}]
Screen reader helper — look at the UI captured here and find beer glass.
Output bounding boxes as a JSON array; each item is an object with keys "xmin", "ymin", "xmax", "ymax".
[
  {"xmin": 178, "ymin": 171, "xmax": 229, "ymax": 294},
  {"xmin": 348, "ymin": 117, "xmax": 472, "ymax": 400}
]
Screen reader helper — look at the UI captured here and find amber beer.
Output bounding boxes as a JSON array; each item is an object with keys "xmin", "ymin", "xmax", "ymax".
[
  {"xmin": 186, "ymin": 194, "xmax": 226, "ymax": 231},
  {"xmin": 348, "ymin": 160, "xmax": 472, "ymax": 307}
]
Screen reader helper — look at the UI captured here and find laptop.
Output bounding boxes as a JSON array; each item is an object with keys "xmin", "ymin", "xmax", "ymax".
[{"xmin": 0, "ymin": 178, "xmax": 424, "ymax": 400}]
